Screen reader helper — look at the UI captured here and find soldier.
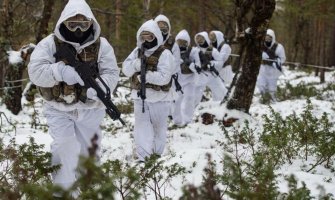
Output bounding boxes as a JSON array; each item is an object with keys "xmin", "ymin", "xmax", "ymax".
[
  {"xmin": 172, "ymin": 29, "xmax": 201, "ymax": 126},
  {"xmin": 122, "ymin": 20, "xmax": 175, "ymax": 162},
  {"xmin": 193, "ymin": 32, "xmax": 227, "ymax": 107},
  {"xmin": 257, "ymin": 29, "xmax": 286, "ymax": 102},
  {"xmin": 154, "ymin": 14, "xmax": 182, "ymax": 120},
  {"xmin": 28, "ymin": 0, "xmax": 119, "ymax": 197},
  {"xmin": 209, "ymin": 30, "xmax": 233, "ymax": 87}
]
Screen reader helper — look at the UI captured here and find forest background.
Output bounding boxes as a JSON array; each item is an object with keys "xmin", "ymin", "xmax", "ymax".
[{"xmin": 0, "ymin": 0, "xmax": 334, "ymax": 91}]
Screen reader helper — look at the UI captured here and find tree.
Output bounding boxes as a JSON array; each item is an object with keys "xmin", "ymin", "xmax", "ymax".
[{"xmin": 226, "ymin": 0, "xmax": 276, "ymax": 113}]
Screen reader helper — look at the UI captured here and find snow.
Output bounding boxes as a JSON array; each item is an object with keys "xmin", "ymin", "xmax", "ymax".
[
  {"xmin": 7, "ymin": 50, "xmax": 23, "ymax": 64},
  {"xmin": 1, "ymin": 66, "xmax": 335, "ymax": 199}
]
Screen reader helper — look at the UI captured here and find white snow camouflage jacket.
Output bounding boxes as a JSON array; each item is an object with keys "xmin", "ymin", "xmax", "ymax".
[
  {"xmin": 122, "ymin": 19, "xmax": 176, "ymax": 103},
  {"xmin": 28, "ymin": 0, "xmax": 119, "ymax": 111}
]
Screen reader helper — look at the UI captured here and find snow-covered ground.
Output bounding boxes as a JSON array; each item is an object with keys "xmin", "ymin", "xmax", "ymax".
[{"xmin": 1, "ymin": 66, "xmax": 334, "ymax": 199}]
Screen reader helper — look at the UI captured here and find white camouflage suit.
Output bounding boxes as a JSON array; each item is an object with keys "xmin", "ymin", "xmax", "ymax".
[
  {"xmin": 154, "ymin": 15, "xmax": 181, "ymax": 119},
  {"xmin": 28, "ymin": 0, "xmax": 119, "ymax": 191},
  {"xmin": 122, "ymin": 20, "xmax": 175, "ymax": 161},
  {"xmin": 172, "ymin": 29, "xmax": 201, "ymax": 126},
  {"xmin": 193, "ymin": 32, "xmax": 227, "ymax": 106},
  {"xmin": 256, "ymin": 29, "xmax": 286, "ymax": 99},
  {"xmin": 210, "ymin": 30, "xmax": 234, "ymax": 87}
]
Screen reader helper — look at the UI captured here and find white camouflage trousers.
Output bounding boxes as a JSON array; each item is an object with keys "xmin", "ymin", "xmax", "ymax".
[
  {"xmin": 172, "ymin": 82, "xmax": 196, "ymax": 125},
  {"xmin": 133, "ymin": 100, "xmax": 170, "ymax": 161},
  {"xmin": 43, "ymin": 104, "xmax": 105, "ymax": 190}
]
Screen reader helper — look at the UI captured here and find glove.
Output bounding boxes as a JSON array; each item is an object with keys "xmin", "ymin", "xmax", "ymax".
[
  {"xmin": 53, "ymin": 63, "xmax": 84, "ymax": 86},
  {"xmin": 86, "ymin": 79, "xmax": 107, "ymax": 100},
  {"xmin": 86, "ymin": 88, "xmax": 99, "ymax": 100},
  {"xmin": 137, "ymin": 75, "xmax": 141, "ymax": 83},
  {"xmin": 210, "ymin": 61, "xmax": 216, "ymax": 68},
  {"xmin": 189, "ymin": 63, "xmax": 201, "ymax": 74},
  {"xmin": 134, "ymin": 58, "xmax": 141, "ymax": 72}
]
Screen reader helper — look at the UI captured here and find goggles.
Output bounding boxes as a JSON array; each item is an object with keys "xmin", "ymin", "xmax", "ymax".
[
  {"xmin": 140, "ymin": 31, "xmax": 156, "ymax": 42},
  {"xmin": 195, "ymin": 35, "xmax": 206, "ymax": 45},
  {"xmin": 177, "ymin": 39, "xmax": 188, "ymax": 48},
  {"xmin": 157, "ymin": 21, "xmax": 169, "ymax": 35},
  {"xmin": 265, "ymin": 35, "xmax": 273, "ymax": 42},
  {"xmin": 209, "ymin": 32, "xmax": 217, "ymax": 43},
  {"xmin": 63, "ymin": 20, "xmax": 93, "ymax": 32}
]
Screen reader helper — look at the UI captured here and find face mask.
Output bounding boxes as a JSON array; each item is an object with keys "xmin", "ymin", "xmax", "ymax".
[
  {"xmin": 179, "ymin": 46, "xmax": 187, "ymax": 52},
  {"xmin": 60, "ymin": 23, "xmax": 93, "ymax": 44},
  {"xmin": 265, "ymin": 41, "xmax": 272, "ymax": 47},
  {"xmin": 162, "ymin": 33, "xmax": 168, "ymax": 41},
  {"xmin": 199, "ymin": 41, "xmax": 209, "ymax": 48},
  {"xmin": 212, "ymin": 41, "xmax": 218, "ymax": 48},
  {"xmin": 143, "ymin": 38, "xmax": 158, "ymax": 49}
]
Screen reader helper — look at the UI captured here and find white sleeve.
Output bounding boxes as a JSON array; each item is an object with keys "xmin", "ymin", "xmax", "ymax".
[
  {"xmin": 211, "ymin": 48, "xmax": 224, "ymax": 71},
  {"xmin": 28, "ymin": 34, "xmax": 61, "ymax": 87},
  {"xmin": 190, "ymin": 47, "xmax": 201, "ymax": 68},
  {"xmin": 97, "ymin": 37, "xmax": 120, "ymax": 92},
  {"xmin": 146, "ymin": 50, "xmax": 174, "ymax": 85},
  {"xmin": 221, "ymin": 44, "xmax": 232, "ymax": 64},
  {"xmin": 276, "ymin": 43, "xmax": 286, "ymax": 64},
  {"xmin": 172, "ymin": 43, "xmax": 181, "ymax": 74},
  {"xmin": 122, "ymin": 47, "xmax": 140, "ymax": 77}
]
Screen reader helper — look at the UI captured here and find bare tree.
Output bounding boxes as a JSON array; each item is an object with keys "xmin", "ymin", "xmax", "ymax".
[
  {"xmin": 36, "ymin": 0, "xmax": 54, "ymax": 43},
  {"xmin": 143, "ymin": 0, "xmax": 151, "ymax": 20},
  {"xmin": 226, "ymin": 0, "xmax": 276, "ymax": 113},
  {"xmin": 0, "ymin": 0, "xmax": 14, "ymax": 94}
]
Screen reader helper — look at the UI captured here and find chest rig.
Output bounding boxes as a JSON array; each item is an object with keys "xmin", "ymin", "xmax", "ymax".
[
  {"xmin": 180, "ymin": 48, "xmax": 193, "ymax": 74},
  {"xmin": 199, "ymin": 47, "xmax": 213, "ymax": 70},
  {"xmin": 38, "ymin": 36, "xmax": 100, "ymax": 104},
  {"xmin": 262, "ymin": 42, "xmax": 278, "ymax": 65},
  {"xmin": 130, "ymin": 45, "xmax": 172, "ymax": 91}
]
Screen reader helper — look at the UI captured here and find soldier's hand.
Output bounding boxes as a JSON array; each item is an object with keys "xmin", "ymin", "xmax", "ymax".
[
  {"xmin": 54, "ymin": 63, "xmax": 84, "ymax": 86},
  {"xmin": 134, "ymin": 58, "xmax": 141, "ymax": 72}
]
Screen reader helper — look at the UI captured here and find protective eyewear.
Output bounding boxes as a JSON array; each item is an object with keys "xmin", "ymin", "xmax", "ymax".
[
  {"xmin": 63, "ymin": 20, "xmax": 93, "ymax": 32},
  {"xmin": 157, "ymin": 21, "xmax": 169, "ymax": 34},
  {"xmin": 209, "ymin": 32, "xmax": 217, "ymax": 43},
  {"xmin": 195, "ymin": 35, "xmax": 206, "ymax": 45},
  {"xmin": 265, "ymin": 35, "xmax": 273, "ymax": 42},
  {"xmin": 140, "ymin": 31, "xmax": 156, "ymax": 42},
  {"xmin": 177, "ymin": 39, "xmax": 188, "ymax": 48}
]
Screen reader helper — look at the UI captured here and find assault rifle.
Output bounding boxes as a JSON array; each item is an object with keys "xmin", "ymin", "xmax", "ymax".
[
  {"xmin": 54, "ymin": 43, "xmax": 125, "ymax": 125},
  {"xmin": 208, "ymin": 64, "xmax": 225, "ymax": 83},
  {"xmin": 138, "ymin": 45, "xmax": 146, "ymax": 113},
  {"xmin": 172, "ymin": 73, "xmax": 183, "ymax": 94}
]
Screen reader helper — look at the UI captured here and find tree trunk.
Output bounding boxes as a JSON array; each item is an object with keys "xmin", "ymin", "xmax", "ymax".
[
  {"xmin": 4, "ymin": 45, "xmax": 34, "ymax": 114},
  {"xmin": 143, "ymin": 0, "xmax": 151, "ymax": 20},
  {"xmin": 115, "ymin": 0, "xmax": 122, "ymax": 41},
  {"xmin": 0, "ymin": 0, "xmax": 13, "ymax": 96},
  {"xmin": 36, "ymin": 0, "xmax": 54, "ymax": 43},
  {"xmin": 226, "ymin": 0, "xmax": 276, "ymax": 113},
  {"xmin": 4, "ymin": 60, "xmax": 24, "ymax": 114}
]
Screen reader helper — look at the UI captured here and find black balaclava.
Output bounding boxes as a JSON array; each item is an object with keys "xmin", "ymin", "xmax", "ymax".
[
  {"xmin": 212, "ymin": 41, "xmax": 218, "ymax": 48},
  {"xmin": 143, "ymin": 38, "xmax": 158, "ymax": 50},
  {"xmin": 265, "ymin": 41, "xmax": 272, "ymax": 48},
  {"xmin": 60, "ymin": 23, "xmax": 94, "ymax": 44},
  {"xmin": 179, "ymin": 46, "xmax": 187, "ymax": 52},
  {"xmin": 199, "ymin": 41, "xmax": 209, "ymax": 48},
  {"xmin": 162, "ymin": 33, "xmax": 168, "ymax": 41}
]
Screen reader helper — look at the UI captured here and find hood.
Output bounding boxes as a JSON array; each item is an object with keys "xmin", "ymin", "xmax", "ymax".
[
  {"xmin": 136, "ymin": 19, "xmax": 163, "ymax": 52},
  {"xmin": 54, "ymin": 0, "xmax": 101, "ymax": 48},
  {"xmin": 175, "ymin": 29, "xmax": 190, "ymax": 46},
  {"xmin": 211, "ymin": 30, "xmax": 224, "ymax": 46},
  {"xmin": 194, "ymin": 31, "xmax": 211, "ymax": 47},
  {"xmin": 154, "ymin": 14, "xmax": 171, "ymax": 39},
  {"xmin": 266, "ymin": 29, "xmax": 276, "ymax": 47}
]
